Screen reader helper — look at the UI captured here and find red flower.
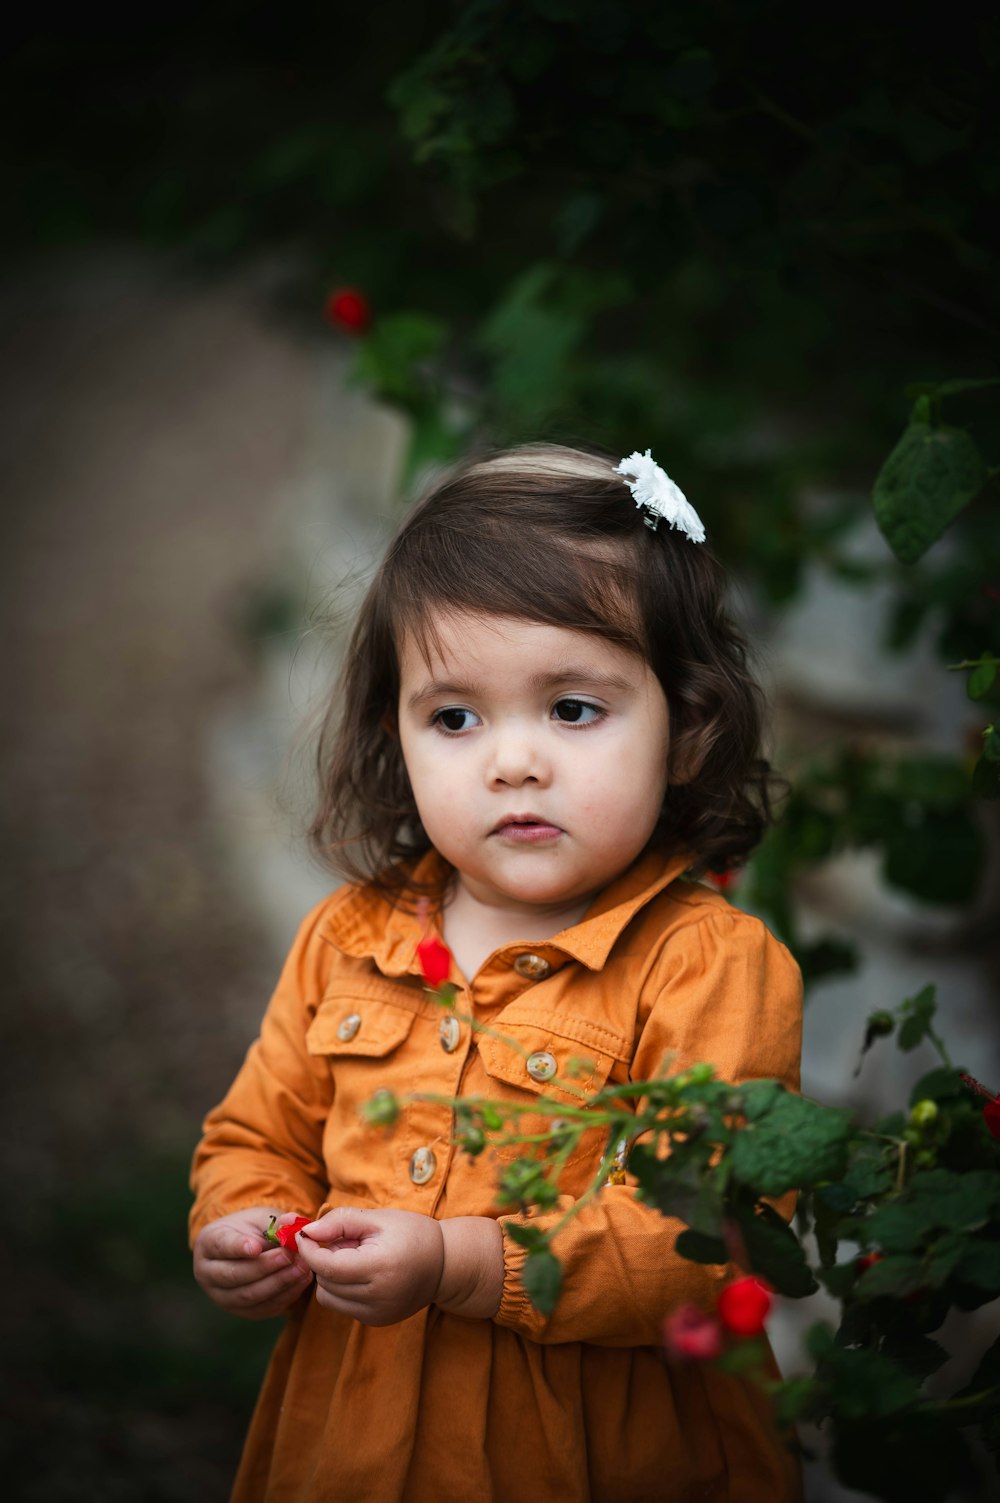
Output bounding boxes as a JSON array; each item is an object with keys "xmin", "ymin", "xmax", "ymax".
[
  {"xmin": 417, "ymin": 933, "xmax": 452, "ymax": 988},
  {"xmin": 663, "ymin": 1303, "xmax": 724, "ymax": 1361},
  {"xmin": 717, "ymin": 1276, "xmax": 772, "ymax": 1337},
  {"xmin": 324, "ymin": 286, "xmax": 371, "ymax": 334},
  {"xmin": 277, "ymin": 1215, "xmax": 311, "ymax": 1249},
  {"xmin": 265, "ymin": 1214, "xmax": 311, "ymax": 1251},
  {"xmin": 706, "ymin": 869, "xmax": 740, "ymax": 892}
]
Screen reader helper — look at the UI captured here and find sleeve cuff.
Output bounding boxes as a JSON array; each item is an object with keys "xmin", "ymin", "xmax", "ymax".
[{"xmin": 493, "ymin": 1213, "xmax": 554, "ymax": 1339}]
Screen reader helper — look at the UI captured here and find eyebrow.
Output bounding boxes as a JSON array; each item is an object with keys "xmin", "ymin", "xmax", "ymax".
[{"xmin": 405, "ymin": 666, "xmax": 636, "ymax": 709}]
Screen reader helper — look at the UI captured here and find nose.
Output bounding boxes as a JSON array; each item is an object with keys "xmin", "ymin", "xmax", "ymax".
[{"xmin": 486, "ymin": 720, "xmax": 551, "ymax": 789}]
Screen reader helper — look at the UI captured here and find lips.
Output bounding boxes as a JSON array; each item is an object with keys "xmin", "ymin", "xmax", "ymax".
[{"xmin": 490, "ymin": 814, "xmax": 563, "ymax": 843}]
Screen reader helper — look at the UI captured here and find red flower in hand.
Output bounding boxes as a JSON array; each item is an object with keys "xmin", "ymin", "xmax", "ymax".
[
  {"xmin": 662, "ymin": 1304, "xmax": 724, "ymax": 1361},
  {"xmin": 417, "ymin": 934, "xmax": 452, "ymax": 988},
  {"xmin": 717, "ymin": 1276, "xmax": 772, "ymax": 1337},
  {"xmin": 265, "ymin": 1214, "xmax": 311, "ymax": 1251},
  {"xmin": 323, "ymin": 286, "xmax": 371, "ymax": 334}
]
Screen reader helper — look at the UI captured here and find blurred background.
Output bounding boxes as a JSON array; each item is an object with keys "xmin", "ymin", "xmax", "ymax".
[{"xmin": 1, "ymin": 5, "xmax": 997, "ymax": 1499}]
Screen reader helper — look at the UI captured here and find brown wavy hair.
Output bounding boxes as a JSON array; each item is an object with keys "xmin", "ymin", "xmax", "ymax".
[{"xmin": 309, "ymin": 443, "xmax": 777, "ymax": 896}]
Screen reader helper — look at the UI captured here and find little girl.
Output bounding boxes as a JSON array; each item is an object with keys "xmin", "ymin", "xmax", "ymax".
[{"xmin": 191, "ymin": 444, "xmax": 803, "ymax": 1502}]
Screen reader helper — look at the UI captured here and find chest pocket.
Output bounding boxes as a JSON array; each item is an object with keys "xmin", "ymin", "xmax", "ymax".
[
  {"xmin": 306, "ymin": 989, "xmax": 418, "ymax": 1202},
  {"xmin": 475, "ymin": 1008, "xmax": 632, "ymax": 1173}
]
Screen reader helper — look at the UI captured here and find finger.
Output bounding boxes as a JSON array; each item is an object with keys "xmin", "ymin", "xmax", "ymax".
[
  {"xmin": 203, "ymin": 1245, "xmax": 294, "ymax": 1291},
  {"xmin": 218, "ymin": 1261, "xmax": 313, "ymax": 1313},
  {"xmin": 297, "ymin": 1239, "xmax": 376, "ymax": 1284},
  {"xmin": 302, "ymin": 1206, "xmax": 376, "ymax": 1245},
  {"xmin": 313, "ymin": 1285, "xmax": 377, "ymax": 1321},
  {"xmin": 314, "ymin": 1276, "xmax": 371, "ymax": 1299},
  {"xmin": 202, "ymin": 1223, "xmax": 272, "ymax": 1260}
]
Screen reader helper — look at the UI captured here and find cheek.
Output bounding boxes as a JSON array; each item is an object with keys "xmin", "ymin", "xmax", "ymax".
[{"xmin": 402, "ymin": 740, "xmax": 470, "ymax": 823}]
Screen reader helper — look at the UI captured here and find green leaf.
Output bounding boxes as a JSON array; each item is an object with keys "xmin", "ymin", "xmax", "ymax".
[
  {"xmin": 805, "ymin": 1321, "xmax": 836, "ymax": 1360},
  {"xmin": 866, "ymin": 1169, "xmax": 1000, "ymax": 1250},
  {"xmin": 734, "ymin": 1202, "xmax": 818, "ymax": 1297},
  {"xmin": 350, "ymin": 312, "xmax": 448, "ymax": 410},
  {"xmin": 690, "ymin": 1176, "xmax": 725, "ymax": 1239},
  {"xmin": 982, "ymin": 726, "xmax": 1000, "ymax": 762},
  {"xmin": 937, "ymin": 376, "xmax": 1000, "ymax": 397},
  {"xmin": 968, "ymin": 655, "xmax": 998, "ymax": 699},
  {"xmin": 872, "ymin": 421, "xmax": 986, "ymax": 564},
  {"xmin": 675, "ymin": 1228, "xmax": 727, "ymax": 1265},
  {"xmin": 909, "ymin": 1067, "xmax": 965, "ymax": 1104},
  {"xmin": 924, "ymin": 1231, "xmax": 966, "ymax": 1286},
  {"xmin": 553, "ymin": 190, "xmax": 604, "ymax": 254},
  {"xmin": 821, "ymin": 1345, "xmax": 922, "ymax": 1420},
  {"xmin": 811, "ymin": 1192, "xmax": 840, "ymax": 1268},
  {"xmin": 769, "ymin": 1377, "xmax": 824, "ymax": 1428},
  {"xmin": 972, "ymin": 753, "xmax": 1000, "ymax": 799},
  {"xmin": 798, "ymin": 936, "xmax": 859, "ymax": 985},
  {"xmin": 897, "ymin": 985, "xmax": 937, "ymax": 1051},
  {"xmin": 522, "ymin": 1248, "xmax": 562, "ymax": 1315},
  {"xmin": 956, "ymin": 1237, "xmax": 1000, "ymax": 1292},
  {"xmin": 882, "ymin": 813, "xmax": 983, "ymax": 904},
  {"xmin": 730, "ymin": 1089, "xmax": 852, "ymax": 1195},
  {"xmin": 630, "ymin": 1136, "xmax": 717, "ymax": 1225},
  {"xmin": 815, "ymin": 1143, "xmax": 893, "ymax": 1214},
  {"xmin": 819, "ymin": 1260, "xmax": 860, "ymax": 1299},
  {"xmin": 880, "ymin": 1331, "xmax": 949, "ymax": 1382},
  {"xmin": 504, "ymin": 1221, "xmax": 549, "ymax": 1252},
  {"xmin": 399, "ymin": 405, "xmax": 467, "ymax": 491},
  {"xmin": 855, "ymin": 1253, "xmax": 926, "ymax": 1300}
]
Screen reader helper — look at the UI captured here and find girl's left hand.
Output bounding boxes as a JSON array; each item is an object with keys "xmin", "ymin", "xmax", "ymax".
[{"xmin": 298, "ymin": 1207, "xmax": 444, "ymax": 1326}]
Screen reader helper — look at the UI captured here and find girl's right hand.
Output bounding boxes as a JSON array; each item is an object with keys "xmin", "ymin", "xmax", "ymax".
[{"xmin": 193, "ymin": 1206, "xmax": 314, "ymax": 1319}]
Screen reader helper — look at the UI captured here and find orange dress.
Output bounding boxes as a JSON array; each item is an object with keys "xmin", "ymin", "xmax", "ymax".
[{"xmin": 190, "ymin": 850, "xmax": 804, "ymax": 1502}]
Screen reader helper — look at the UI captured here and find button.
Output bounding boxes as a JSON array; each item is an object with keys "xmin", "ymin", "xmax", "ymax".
[
  {"xmin": 514, "ymin": 953, "xmax": 551, "ymax": 980},
  {"xmin": 409, "ymin": 1146, "xmax": 436, "ymax": 1185},
  {"xmin": 438, "ymin": 1015, "xmax": 461, "ymax": 1053},
  {"xmin": 526, "ymin": 1050, "xmax": 557, "ymax": 1083},
  {"xmin": 337, "ymin": 1013, "xmax": 361, "ymax": 1041}
]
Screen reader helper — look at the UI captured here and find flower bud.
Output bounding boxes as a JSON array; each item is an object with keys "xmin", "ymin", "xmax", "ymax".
[
  {"xmin": 416, "ymin": 934, "xmax": 452, "ymax": 988},
  {"xmin": 908, "ymin": 1099, "xmax": 939, "ymax": 1129},
  {"xmin": 717, "ymin": 1276, "xmax": 772, "ymax": 1337},
  {"xmin": 663, "ymin": 1303, "xmax": 724, "ymax": 1361},
  {"xmin": 323, "ymin": 286, "xmax": 371, "ymax": 334}
]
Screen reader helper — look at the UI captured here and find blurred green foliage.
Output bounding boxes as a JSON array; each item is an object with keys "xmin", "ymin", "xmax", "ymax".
[
  {"xmin": 5, "ymin": 1153, "xmax": 273, "ymax": 1501},
  {"xmin": 11, "ymin": 3, "xmax": 995, "ymax": 951}
]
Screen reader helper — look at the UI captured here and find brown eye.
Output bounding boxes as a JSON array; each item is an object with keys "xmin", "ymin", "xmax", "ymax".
[
  {"xmin": 433, "ymin": 707, "xmax": 478, "ymax": 733},
  {"xmin": 553, "ymin": 699, "xmax": 600, "ymax": 725}
]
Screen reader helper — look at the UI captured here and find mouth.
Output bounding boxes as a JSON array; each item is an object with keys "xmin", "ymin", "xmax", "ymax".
[{"xmin": 490, "ymin": 814, "xmax": 563, "ymax": 843}]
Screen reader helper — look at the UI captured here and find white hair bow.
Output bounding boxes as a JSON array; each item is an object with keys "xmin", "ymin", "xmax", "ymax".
[{"xmin": 614, "ymin": 449, "xmax": 705, "ymax": 543}]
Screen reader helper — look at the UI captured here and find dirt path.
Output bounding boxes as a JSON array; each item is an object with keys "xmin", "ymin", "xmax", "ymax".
[{"xmin": 0, "ymin": 254, "xmax": 340, "ymax": 1499}]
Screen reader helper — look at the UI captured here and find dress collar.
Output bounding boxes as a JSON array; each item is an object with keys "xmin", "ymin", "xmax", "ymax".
[{"xmin": 323, "ymin": 847, "xmax": 693, "ymax": 979}]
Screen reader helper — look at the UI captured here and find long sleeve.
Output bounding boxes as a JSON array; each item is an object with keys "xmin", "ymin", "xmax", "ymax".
[
  {"xmin": 494, "ymin": 908, "xmax": 802, "ymax": 1345},
  {"xmin": 189, "ymin": 899, "xmax": 337, "ymax": 1243}
]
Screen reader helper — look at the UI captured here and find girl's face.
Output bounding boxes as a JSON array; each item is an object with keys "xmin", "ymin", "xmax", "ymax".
[{"xmin": 397, "ymin": 611, "xmax": 671, "ymax": 919}]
